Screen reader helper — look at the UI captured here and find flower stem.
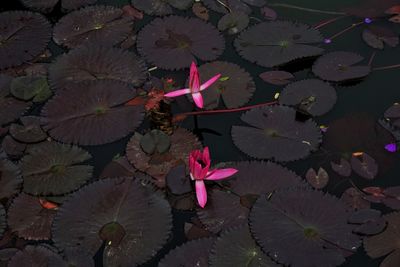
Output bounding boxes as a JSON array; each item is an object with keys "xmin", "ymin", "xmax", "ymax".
[
  {"xmin": 368, "ymin": 51, "xmax": 376, "ymax": 66},
  {"xmin": 373, "ymin": 64, "xmax": 400, "ymax": 71},
  {"xmin": 328, "ymin": 21, "xmax": 364, "ymax": 41},
  {"xmin": 313, "ymin": 16, "xmax": 348, "ymax": 29},
  {"xmin": 216, "ymin": 0, "xmax": 232, "ymax": 13},
  {"xmin": 268, "ymin": 3, "xmax": 346, "ymax": 15}
]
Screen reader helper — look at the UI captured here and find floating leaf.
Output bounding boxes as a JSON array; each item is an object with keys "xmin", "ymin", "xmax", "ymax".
[
  {"xmin": 192, "ymin": 61, "xmax": 255, "ymax": 110},
  {"xmin": 0, "ymin": 248, "xmax": 19, "ymax": 266},
  {"xmin": 218, "ymin": 12, "xmax": 249, "ymax": 35},
  {"xmin": 0, "ymin": 205, "xmax": 5, "ymax": 238},
  {"xmin": 9, "ymin": 116, "xmax": 47, "ymax": 143},
  {"xmin": 99, "ymin": 156, "xmax": 137, "ymax": 179},
  {"xmin": 41, "ymin": 80, "xmax": 144, "ymax": 145},
  {"xmin": 0, "ymin": 11, "xmax": 51, "ymax": 70},
  {"xmin": 312, "ymin": 51, "xmax": 371, "ymax": 82},
  {"xmin": 166, "ymin": 164, "xmax": 192, "ymax": 195},
  {"xmin": 330, "ymin": 158, "xmax": 352, "ymax": 177},
  {"xmin": 203, "ymin": 0, "xmax": 266, "ymax": 14},
  {"xmin": 8, "ymin": 245, "xmax": 66, "ymax": 267},
  {"xmin": 20, "ymin": 142, "xmax": 93, "ymax": 196},
  {"xmin": 250, "ymin": 187, "xmax": 361, "ymax": 267},
  {"xmin": 159, "ymin": 238, "xmax": 214, "ymax": 267},
  {"xmin": 10, "ymin": 76, "xmax": 50, "ymax": 103},
  {"xmin": 232, "ymin": 105, "xmax": 322, "ymax": 162},
  {"xmin": 49, "ymin": 45, "xmax": 147, "ymax": 91},
  {"xmin": 7, "ymin": 193, "xmax": 56, "ymax": 240},
  {"xmin": 343, "ymin": 0, "xmax": 400, "ymax": 18},
  {"xmin": 52, "ymin": 177, "xmax": 172, "ymax": 266},
  {"xmin": 209, "ymin": 225, "xmax": 278, "ymax": 267},
  {"xmin": 305, "ymin": 167, "xmax": 329, "ymax": 189},
  {"xmin": 132, "ymin": 0, "xmax": 193, "ymax": 16},
  {"xmin": 259, "ymin": 71, "xmax": 294, "ymax": 85},
  {"xmin": 53, "ymin": 6, "xmax": 134, "ymax": 49},
  {"xmin": 279, "ymin": 79, "xmax": 337, "ymax": 116},
  {"xmin": 348, "ymin": 208, "xmax": 386, "ymax": 235},
  {"xmin": 1, "ymin": 136, "xmax": 26, "ymax": 158},
  {"xmin": 362, "ymin": 26, "xmax": 399, "ymax": 49},
  {"xmin": 63, "ymin": 248, "xmax": 94, "ymax": 267},
  {"xmin": 140, "ymin": 130, "xmax": 171, "ymax": 155},
  {"xmin": 0, "ymin": 158, "xmax": 22, "ymax": 201},
  {"xmin": 350, "ymin": 152, "xmax": 378, "ymax": 180},
  {"xmin": 137, "ymin": 16, "xmax": 225, "ymax": 70},
  {"xmin": 192, "ymin": 2, "xmax": 209, "ymax": 21},
  {"xmin": 364, "ymin": 212, "xmax": 400, "ymax": 267},
  {"xmin": 20, "ymin": 0, "xmax": 97, "ymax": 12},
  {"xmin": 261, "ymin": 6, "xmax": 277, "ymax": 21},
  {"xmin": 341, "ymin": 187, "xmax": 371, "ymax": 211},
  {"xmin": 235, "ymin": 21, "xmax": 324, "ymax": 67}
]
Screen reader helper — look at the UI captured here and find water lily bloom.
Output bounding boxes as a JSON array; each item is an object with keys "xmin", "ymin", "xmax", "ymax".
[
  {"xmin": 189, "ymin": 147, "xmax": 238, "ymax": 208},
  {"xmin": 164, "ymin": 62, "xmax": 221, "ymax": 108}
]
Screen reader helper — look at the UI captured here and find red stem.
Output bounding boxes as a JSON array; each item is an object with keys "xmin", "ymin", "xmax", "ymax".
[
  {"xmin": 328, "ymin": 21, "xmax": 364, "ymax": 40},
  {"xmin": 368, "ymin": 51, "xmax": 376, "ymax": 66},
  {"xmin": 313, "ymin": 16, "xmax": 347, "ymax": 29},
  {"xmin": 373, "ymin": 64, "xmax": 400, "ymax": 71}
]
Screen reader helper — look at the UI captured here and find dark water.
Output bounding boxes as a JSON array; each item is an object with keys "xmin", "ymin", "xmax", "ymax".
[{"xmin": 2, "ymin": 0, "xmax": 400, "ymax": 266}]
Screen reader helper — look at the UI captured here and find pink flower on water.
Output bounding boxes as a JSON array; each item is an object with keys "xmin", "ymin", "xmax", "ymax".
[
  {"xmin": 164, "ymin": 62, "xmax": 221, "ymax": 108},
  {"xmin": 189, "ymin": 147, "xmax": 238, "ymax": 208}
]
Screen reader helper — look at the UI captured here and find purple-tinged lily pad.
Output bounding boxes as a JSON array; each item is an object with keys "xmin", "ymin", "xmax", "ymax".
[
  {"xmin": 20, "ymin": 142, "xmax": 93, "ymax": 196},
  {"xmin": 1, "ymin": 136, "xmax": 26, "ymax": 159},
  {"xmin": 250, "ymin": 187, "xmax": 361, "ymax": 267},
  {"xmin": 166, "ymin": 164, "xmax": 192, "ymax": 195},
  {"xmin": 132, "ymin": 0, "xmax": 193, "ymax": 16},
  {"xmin": 209, "ymin": 225, "xmax": 278, "ymax": 267},
  {"xmin": 235, "ymin": 21, "xmax": 324, "ymax": 67},
  {"xmin": 232, "ymin": 105, "xmax": 322, "ymax": 162},
  {"xmin": 193, "ymin": 61, "xmax": 255, "ymax": 110},
  {"xmin": 217, "ymin": 12, "xmax": 249, "ymax": 35},
  {"xmin": 259, "ymin": 71, "xmax": 294, "ymax": 85},
  {"xmin": 362, "ymin": 26, "xmax": 399, "ymax": 49},
  {"xmin": 41, "ymin": 80, "xmax": 144, "ymax": 145},
  {"xmin": 52, "ymin": 177, "xmax": 172, "ymax": 266},
  {"xmin": 0, "ymin": 248, "xmax": 19, "ymax": 266},
  {"xmin": 20, "ymin": 0, "xmax": 97, "ymax": 12},
  {"xmin": 279, "ymin": 79, "xmax": 337, "ymax": 116},
  {"xmin": 348, "ymin": 209, "xmax": 386, "ymax": 235},
  {"xmin": 331, "ymin": 158, "xmax": 352, "ymax": 177},
  {"xmin": 53, "ymin": 6, "xmax": 134, "ymax": 49},
  {"xmin": 137, "ymin": 16, "xmax": 225, "ymax": 70},
  {"xmin": 99, "ymin": 156, "xmax": 137, "ymax": 179},
  {"xmin": 7, "ymin": 193, "xmax": 57, "ymax": 240},
  {"xmin": 350, "ymin": 152, "xmax": 378, "ymax": 180},
  {"xmin": 49, "ymin": 45, "xmax": 147, "ymax": 91},
  {"xmin": 261, "ymin": 6, "xmax": 278, "ymax": 20},
  {"xmin": 0, "ymin": 205, "xmax": 5, "ymax": 238},
  {"xmin": 312, "ymin": 51, "xmax": 371, "ymax": 82},
  {"xmin": 203, "ymin": 0, "xmax": 266, "ymax": 14},
  {"xmin": 63, "ymin": 248, "xmax": 94, "ymax": 267},
  {"xmin": 305, "ymin": 167, "xmax": 329, "ymax": 189},
  {"xmin": 0, "ymin": 158, "xmax": 22, "ymax": 201},
  {"xmin": 8, "ymin": 245, "xmax": 66, "ymax": 267},
  {"xmin": 159, "ymin": 238, "xmax": 214, "ymax": 267},
  {"xmin": 341, "ymin": 187, "xmax": 371, "ymax": 211},
  {"xmin": 9, "ymin": 116, "xmax": 47, "ymax": 144},
  {"xmin": 0, "ymin": 11, "xmax": 51, "ymax": 70}
]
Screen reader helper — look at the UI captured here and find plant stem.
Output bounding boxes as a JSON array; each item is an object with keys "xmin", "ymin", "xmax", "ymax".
[
  {"xmin": 373, "ymin": 64, "xmax": 400, "ymax": 71},
  {"xmin": 216, "ymin": 0, "xmax": 232, "ymax": 13},
  {"xmin": 328, "ymin": 21, "xmax": 364, "ymax": 40},
  {"xmin": 268, "ymin": 3, "xmax": 346, "ymax": 15},
  {"xmin": 368, "ymin": 51, "xmax": 376, "ymax": 66},
  {"xmin": 313, "ymin": 16, "xmax": 347, "ymax": 29}
]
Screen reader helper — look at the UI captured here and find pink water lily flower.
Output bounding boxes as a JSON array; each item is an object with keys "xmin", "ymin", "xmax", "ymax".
[
  {"xmin": 164, "ymin": 62, "xmax": 221, "ymax": 108},
  {"xmin": 189, "ymin": 147, "xmax": 238, "ymax": 208}
]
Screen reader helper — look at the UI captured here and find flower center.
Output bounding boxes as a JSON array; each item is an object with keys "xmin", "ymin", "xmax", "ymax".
[{"xmin": 197, "ymin": 159, "xmax": 207, "ymax": 168}]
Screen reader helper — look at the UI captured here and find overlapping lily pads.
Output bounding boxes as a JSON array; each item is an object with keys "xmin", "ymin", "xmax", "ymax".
[
  {"xmin": 0, "ymin": 74, "xmax": 30, "ymax": 127},
  {"xmin": 217, "ymin": 12, "xmax": 249, "ymax": 35},
  {"xmin": 20, "ymin": 0, "xmax": 97, "ymax": 12},
  {"xmin": 132, "ymin": 0, "xmax": 193, "ymax": 16},
  {"xmin": 203, "ymin": 0, "xmax": 266, "ymax": 14},
  {"xmin": 250, "ymin": 187, "xmax": 361, "ymax": 267},
  {"xmin": 279, "ymin": 79, "xmax": 337, "ymax": 116},
  {"xmin": 232, "ymin": 105, "xmax": 322, "ymax": 161},
  {"xmin": 312, "ymin": 51, "xmax": 371, "ymax": 82},
  {"xmin": 193, "ymin": 61, "xmax": 255, "ymax": 109},
  {"xmin": 127, "ymin": 128, "xmax": 201, "ymax": 187},
  {"xmin": 8, "ymin": 245, "xmax": 66, "ymax": 267},
  {"xmin": 137, "ymin": 16, "xmax": 225, "ymax": 70},
  {"xmin": 20, "ymin": 142, "xmax": 93, "ymax": 196},
  {"xmin": 0, "ymin": 204, "xmax": 5, "ymax": 238},
  {"xmin": 7, "ymin": 193, "xmax": 57, "ymax": 240},
  {"xmin": 209, "ymin": 225, "xmax": 278, "ymax": 267},
  {"xmin": 41, "ymin": 80, "xmax": 144, "ymax": 145},
  {"xmin": 48, "ymin": 45, "xmax": 147, "ymax": 90},
  {"xmin": 0, "ymin": 11, "xmax": 51, "ymax": 70},
  {"xmin": 9, "ymin": 116, "xmax": 47, "ymax": 143},
  {"xmin": 53, "ymin": 6, "xmax": 134, "ymax": 48},
  {"xmin": 198, "ymin": 161, "xmax": 305, "ymax": 233},
  {"xmin": 52, "ymin": 177, "xmax": 172, "ymax": 266},
  {"xmin": 159, "ymin": 238, "xmax": 214, "ymax": 267},
  {"xmin": 234, "ymin": 21, "xmax": 324, "ymax": 67},
  {"xmin": 0, "ymin": 157, "xmax": 22, "ymax": 201}
]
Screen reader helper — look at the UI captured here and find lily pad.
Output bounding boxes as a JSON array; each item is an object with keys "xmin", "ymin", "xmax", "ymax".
[
  {"xmin": 259, "ymin": 71, "xmax": 294, "ymax": 85},
  {"xmin": 53, "ymin": 6, "xmax": 134, "ymax": 48},
  {"xmin": 234, "ymin": 21, "xmax": 324, "ymax": 67},
  {"xmin": 52, "ymin": 177, "xmax": 172, "ymax": 266},
  {"xmin": 0, "ymin": 11, "xmax": 51, "ymax": 70},
  {"xmin": 20, "ymin": 142, "xmax": 93, "ymax": 196},
  {"xmin": 330, "ymin": 158, "xmax": 352, "ymax": 177},
  {"xmin": 217, "ymin": 12, "xmax": 249, "ymax": 35},
  {"xmin": 10, "ymin": 75, "xmax": 51, "ymax": 103},
  {"xmin": 140, "ymin": 129, "xmax": 171, "ymax": 155},
  {"xmin": 132, "ymin": 0, "xmax": 193, "ymax": 16},
  {"xmin": 362, "ymin": 26, "xmax": 399, "ymax": 49},
  {"xmin": 99, "ymin": 156, "xmax": 137, "ymax": 179},
  {"xmin": 232, "ymin": 105, "xmax": 322, "ymax": 162},
  {"xmin": 348, "ymin": 208, "xmax": 386, "ymax": 235},
  {"xmin": 203, "ymin": 0, "xmax": 266, "ymax": 14},
  {"xmin": 1, "ymin": 135, "xmax": 26, "ymax": 158},
  {"xmin": 8, "ymin": 193, "xmax": 57, "ymax": 240},
  {"xmin": 159, "ymin": 238, "xmax": 214, "ymax": 267},
  {"xmin": 166, "ymin": 164, "xmax": 192, "ymax": 195},
  {"xmin": 305, "ymin": 167, "xmax": 329, "ymax": 189},
  {"xmin": 350, "ymin": 152, "xmax": 378, "ymax": 180},
  {"xmin": 250, "ymin": 187, "xmax": 361, "ymax": 267},
  {"xmin": 20, "ymin": 0, "xmax": 97, "ymax": 12},
  {"xmin": 312, "ymin": 51, "xmax": 371, "ymax": 82},
  {"xmin": 209, "ymin": 225, "xmax": 278, "ymax": 267},
  {"xmin": 0, "ymin": 204, "xmax": 5, "ymax": 238},
  {"xmin": 9, "ymin": 116, "xmax": 47, "ymax": 144},
  {"xmin": 193, "ymin": 61, "xmax": 255, "ymax": 110},
  {"xmin": 0, "ymin": 158, "xmax": 22, "ymax": 201},
  {"xmin": 41, "ymin": 80, "xmax": 144, "ymax": 145},
  {"xmin": 137, "ymin": 16, "xmax": 225, "ymax": 70},
  {"xmin": 49, "ymin": 45, "xmax": 147, "ymax": 91},
  {"xmin": 8, "ymin": 245, "xmax": 66, "ymax": 267}
]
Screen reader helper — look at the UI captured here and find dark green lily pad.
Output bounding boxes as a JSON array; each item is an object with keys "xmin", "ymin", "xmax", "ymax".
[
  {"xmin": 218, "ymin": 12, "xmax": 249, "ymax": 35},
  {"xmin": 20, "ymin": 142, "xmax": 93, "ymax": 196},
  {"xmin": 10, "ymin": 75, "xmax": 51, "ymax": 103},
  {"xmin": 9, "ymin": 116, "xmax": 47, "ymax": 143},
  {"xmin": 234, "ymin": 21, "xmax": 324, "ymax": 67},
  {"xmin": 140, "ymin": 129, "xmax": 171, "ymax": 155},
  {"xmin": 132, "ymin": 0, "xmax": 193, "ymax": 16},
  {"xmin": 52, "ymin": 177, "xmax": 172, "ymax": 266}
]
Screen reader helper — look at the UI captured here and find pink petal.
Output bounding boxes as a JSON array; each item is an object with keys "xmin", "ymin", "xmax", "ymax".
[
  {"xmin": 195, "ymin": 180, "xmax": 207, "ymax": 208},
  {"xmin": 205, "ymin": 168, "xmax": 238, "ymax": 181},
  {"xmin": 190, "ymin": 62, "xmax": 201, "ymax": 93},
  {"xmin": 164, "ymin": 88, "xmax": 191, "ymax": 97},
  {"xmin": 202, "ymin": 147, "xmax": 211, "ymax": 165},
  {"xmin": 192, "ymin": 92, "xmax": 204, "ymax": 108},
  {"xmin": 200, "ymin": 74, "xmax": 221, "ymax": 91}
]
